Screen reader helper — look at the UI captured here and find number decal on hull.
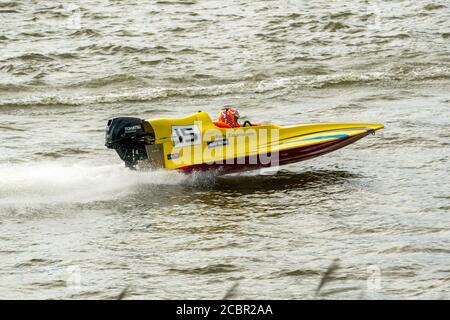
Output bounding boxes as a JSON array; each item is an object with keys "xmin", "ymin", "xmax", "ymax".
[{"xmin": 172, "ymin": 125, "xmax": 201, "ymax": 147}]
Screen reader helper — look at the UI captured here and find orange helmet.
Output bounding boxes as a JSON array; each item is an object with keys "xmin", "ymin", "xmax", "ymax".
[{"xmin": 218, "ymin": 107, "xmax": 240, "ymax": 128}]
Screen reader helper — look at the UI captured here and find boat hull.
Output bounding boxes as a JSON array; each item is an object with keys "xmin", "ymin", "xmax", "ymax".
[{"xmin": 178, "ymin": 129, "xmax": 374, "ymax": 174}]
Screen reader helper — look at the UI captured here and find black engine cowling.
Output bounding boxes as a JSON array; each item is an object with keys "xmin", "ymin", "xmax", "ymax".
[{"xmin": 105, "ymin": 117, "xmax": 153, "ymax": 169}]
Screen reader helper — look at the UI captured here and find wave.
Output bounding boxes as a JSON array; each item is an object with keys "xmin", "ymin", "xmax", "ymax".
[
  {"xmin": 155, "ymin": 0, "xmax": 197, "ymax": 5},
  {"xmin": 1, "ymin": 52, "xmax": 79, "ymax": 65},
  {"xmin": 69, "ymin": 28, "xmax": 101, "ymax": 38},
  {"xmin": 0, "ymin": 64, "xmax": 14, "ymax": 73},
  {"xmin": 0, "ymin": 9, "xmax": 18, "ymax": 13},
  {"xmin": 19, "ymin": 32, "xmax": 47, "ymax": 38},
  {"xmin": 322, "ymin": 21, "xmax": 348, "ymax": 32},
  {"xmin": 71, "ymin": 74, "xmax": 149, "ymax": 88},
  {"xmin": 51, "ymin": 52, "xmax": 79, "ymax": 59},
  {"xmin": 0, "ymin": 2, "xmax": 20, "ymax": 8},
  {"xmin": 33, "ymin": 147, "xmax": 90, "ymax": 159},
  {"xmin": 10, "ymin": 53, "xmax": 54, "ymax": 62},
  {"xmin": 0, "ymin": 83, "xmax": 31, "ymax": 92},
  {"xmin": 138, "ymin": 57, "xmax": 177, "ymax": 65},
  {"xmin": 423, "ymin": 4, "xmax": 447, "ymax": 11},
  {"xmin": 0, "ymin": 64, "xmax": 448, "ymax": 107},
  {"xmin": 76, "ymin": 44, "xmax": 164, "ymax": 55},
  {"xmin": 0, "ymin": 81, "xmax": 280, "ymax": 107}
]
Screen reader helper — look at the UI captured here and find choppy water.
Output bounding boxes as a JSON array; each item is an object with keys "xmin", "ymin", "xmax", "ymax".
[{"xmin": 1, "ymin": 0, "xmax": 449, "ymax": 299}]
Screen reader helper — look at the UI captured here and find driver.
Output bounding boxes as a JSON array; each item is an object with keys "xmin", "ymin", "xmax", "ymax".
[{"xmin": 217, "ymin": 106, "xmax": 240, "ymax": 128}]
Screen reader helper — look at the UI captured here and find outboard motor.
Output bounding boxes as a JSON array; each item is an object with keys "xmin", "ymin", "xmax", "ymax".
[{"xmin": 105, "ymin": 117, "xmax": 154, "ymax": 169}]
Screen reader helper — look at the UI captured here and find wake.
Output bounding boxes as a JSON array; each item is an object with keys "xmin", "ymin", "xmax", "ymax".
[{"xmin": 0, "ymin": 161, "xmax": 191, "ymax": 206}]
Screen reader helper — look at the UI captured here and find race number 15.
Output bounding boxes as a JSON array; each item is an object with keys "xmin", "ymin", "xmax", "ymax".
[{"xmin": 172, "ymin": 125, "xmax": 201, "ymax": 147}]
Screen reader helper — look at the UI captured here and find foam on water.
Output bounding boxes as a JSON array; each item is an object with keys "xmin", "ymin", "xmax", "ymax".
[
  {"xmin": 0, "ymin": 161, "xmax": 190, "ymax": 206},
  {"xmin": 1, "ymin": 65, "xmax": 449, "ymax": 107}
]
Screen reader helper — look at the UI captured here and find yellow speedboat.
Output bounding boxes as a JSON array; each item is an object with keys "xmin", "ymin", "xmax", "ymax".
[{"xmin": 105, "ymin": 111, "xmax": 383, "ymax": 174}]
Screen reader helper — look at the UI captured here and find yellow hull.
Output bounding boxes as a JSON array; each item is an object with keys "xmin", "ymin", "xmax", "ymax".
[{"xmin": 138, "ymin": 111, "xmax": 383, "ymax": 173}]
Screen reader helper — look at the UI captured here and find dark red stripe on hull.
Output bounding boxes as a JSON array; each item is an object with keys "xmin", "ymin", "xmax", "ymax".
[{"xmin": 178, "ymin": 131, "xmax": 373, "ymax": 174}]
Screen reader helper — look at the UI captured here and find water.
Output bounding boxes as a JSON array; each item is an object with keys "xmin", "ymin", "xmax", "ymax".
[{"xmin": 1, "ymin": 0, "xmax": 449, "ymax": 299}]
